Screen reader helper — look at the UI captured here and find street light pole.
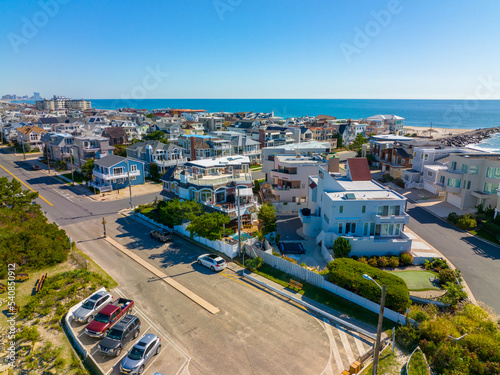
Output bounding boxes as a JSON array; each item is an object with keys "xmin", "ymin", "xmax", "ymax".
[
  {"xmin": 125, "ymin": 158, "xmax": 134, "ymax": 210},
  {"xmin": 237, "ymin": 186, "xmax": 242, "ymax": 262},
  {"xmin": 363, "ymin": 274, "xmax": 386, "ymax": 375}
]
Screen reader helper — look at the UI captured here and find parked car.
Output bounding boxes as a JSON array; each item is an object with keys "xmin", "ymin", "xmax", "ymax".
[
  {"xmin": 197, "ymin": 254, "xmax": 227, "ymax": 272},
  {"xmin": 150, "ymin": 229, "xmax": 172, "ymax": 242},
  {"xmin": 32, "ymin": 165, "xmax": 40, "ymax": 170},
  {"xmin": 72, "ymin": 290, "xmax": 113, "ymax": 324},
  {"xmin": 99, "ymin": 314, "xmax": 141, "ymax": 357},
  {"xmin": 120, "ymin": 333, "xmax": 161, "ymax": 374},
  {"xmin": 85, "ymin": 298, "xmax": 134, "ymax": 338}
]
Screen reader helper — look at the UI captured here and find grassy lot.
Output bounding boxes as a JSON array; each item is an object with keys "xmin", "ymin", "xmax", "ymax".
[
  {"xmin": 61, "ymin": 171, "xmax": 85, "ymax": 184},
  {"xmin": 0, "ymin": 248, "xmax": 117, "ymax": 374},
  {"xmin": 252, "ymin": 263, "xmax": 396, "ymax": 331},
  {"xmin": 387, "ymin": 270, "xmax": 440, "ymax": 291}
]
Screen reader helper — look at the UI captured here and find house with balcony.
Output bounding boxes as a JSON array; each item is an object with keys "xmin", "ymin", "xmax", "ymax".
[
  {"xmin": 261, "ymin": 141, "xmax": 332, "ymax": 181},
  {"xmin": 90, "ymin": 155, "xmax": 145, "ymax": 192},
  {"xmin": 72, "ymin": 136, "xmax": 114, "ymax": 168},
  {"xmin": 299, "ymin": 158, "xmax": 411, "ymax": 256},
  {"xmin": 126, "ymin": 140, "xmax": 187, "ymax": 174},
  {"xmin": 365, "ymin": 114, "xmax": 405, "ymax": 135},
  {"xmin": 423, "ymin": 153, "xmax": 500, "ymax": 210},
  {"xmin": 41, "ymin": 132, "xmax": 75, "ymax": 165},
  {"xmin": 101, "ymin": 126, "xmax": 129, "ymax": 146},
  {"xmin": 17, "ymin": 125, "xmax": 47, "ymax": 150},
  {"xmin": 160, "ymin": 155, "xmax": 256, "ymax": 222},
  {"xmin": 178, "ymin": 134, "xmax": 232, "ymax": 161},
  {"xmin": 209, "ymin": 131, "xmax": 261, "ymax": 163},
  {"xmin": 269, "ymin": 154, "xmax": 329, "ymax": 206}
]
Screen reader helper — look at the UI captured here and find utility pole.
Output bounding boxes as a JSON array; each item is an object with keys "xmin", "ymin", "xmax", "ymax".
[
  {"xmin": 22, "ymin": 137, "xmax": 26, "ymax": 160},
  {"xmin": 46, "ymin": 142, "xmax": 51, "ymax": 174},
  {"xmin": 125, "ymin": 158, "xmax": 134, "ymax": 210},
  {"xmin": 102, "ymin": 217, "xmax": 107, "ymax": 238},
  {"xmin": 237, "ymin": 186, "xmax": 242, "ymax": 262},
  {"xmin": 373, "ymin": 285, "xmax": 387, "ymax": 375},
  {"xmin": 70, "ymin": 151, "xmax": 75, "ymax": 185}
]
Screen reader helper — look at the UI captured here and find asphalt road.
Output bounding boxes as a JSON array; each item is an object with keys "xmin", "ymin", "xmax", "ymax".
[
  {"xmin": 0, "ymin": 149, "xmax": 373, "ymax": 374},
  {"xmin": 64, "ymin": 214, "xmax": 373, "ymax": 374},
  {"xmin": 407, "ymin": 202, "xmax": 500, "ymax": 314}
]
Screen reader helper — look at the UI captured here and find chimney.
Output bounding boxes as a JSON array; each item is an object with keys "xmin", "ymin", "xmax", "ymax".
[
  {"xmin": 190, "ymin": 138, "xmax": 196, "ymax": 161},
  {"xmin": 328, "ymin": 157, "xmax": 339, "ymax": 173},
  {"xmin": 258, "ymin": 128, "xmax": 265, "ymax": 149}
]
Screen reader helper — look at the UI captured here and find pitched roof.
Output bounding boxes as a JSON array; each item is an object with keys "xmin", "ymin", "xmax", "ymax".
[
  {"xmin": 347, "ymin": 158, "xmax": 372, "ymax": 181},
  {"xmin": 102, "ymin": 127, "xmax": 127, "ymax": 138},
  {"xmin": 38, "ymin": 117, "xmax": 59, "ymax": 124},
  {"xmin": 394, "ymin": 147, "xmax": 410, "ymax": 159},
  {"xmin": 94, "ymin": 155, "xmax": 127, "ymax": 168}
]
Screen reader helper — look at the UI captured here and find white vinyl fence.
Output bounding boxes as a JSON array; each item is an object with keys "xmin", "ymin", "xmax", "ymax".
[
  {"xmin": 321, "ymin": 242, "xmax": 334, "ymax": 263},
  {"xmin": 135, "ymin": 213, "xmax": 256, "ymax": 259},
  {"xmin": 248, "ymin": 245, "xmax": 407, "ymax": 324}
]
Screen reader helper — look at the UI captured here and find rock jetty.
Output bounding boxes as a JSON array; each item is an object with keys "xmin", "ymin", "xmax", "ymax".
[{"xmin": 439, "ymin": 127, "xmax": 500, "ymax": 147}]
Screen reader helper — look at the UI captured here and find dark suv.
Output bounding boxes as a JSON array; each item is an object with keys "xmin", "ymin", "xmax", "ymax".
[{"xmin": 98, "ymin": 314, "xmax": 141, "ymax": 357}]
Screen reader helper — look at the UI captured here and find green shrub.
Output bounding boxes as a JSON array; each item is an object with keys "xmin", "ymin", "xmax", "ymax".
[
  {"xmin": 350, "ymin": 255, "xmax": 359, "ymax": 261},
  {"xmin": 438, "ymin": 269, "xmax": 456, "ymax": 284},
  {"xmin": 409, "ymin": 309, "xmax": 429, "ymax": 323},
  {"xmin": 358, "ymin": 257, "xmax": 368, "ymax": 265},
  {"xmin": 400, "ymin": 252, "xmax": 414, "ymax": 266},
  {"xmin": 456, "ymin": 215, "xmax": 477, "ymax": 230},
  {"xmin": 483, "ymin": 221, "xmax": 500, "ymax": 235},
  {"xmin": 245, "ymin": 257, "xmax": 263, "ymax": 271},
  {"xmin": 389, "ymin": 256, "xmax": 399, "ymax": 268},
  {"xmin": 440, "ymin": 282, "xmax": 467, "ymax": 308},
  {"xmin": 396, "ymin": 324, "xmax": 420, "ymax": 351},
  {"xmin": 447, "ymin": 212, "xmax": 459, "ymax": 224},
  {"xmin": 327, "ymin": 258, "xmax": 410, "ymax": 313},
  {"xmin": 430, "ymin": 258, "xmax": 449, "ymax": 271},
  {"xmin": 367, "ymin": 257, "xmax": 378, "ymax": 267},
  {"xmin": 377, "ymin": 256, "xmax": 389, "ymax": 267},
  {"xmin": 332, "ymin": 237, "xmax": 351, "ymax": 258}
]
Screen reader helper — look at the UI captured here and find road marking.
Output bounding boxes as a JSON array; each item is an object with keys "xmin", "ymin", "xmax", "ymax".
[
  {"xmin": 320, "ymin": 318, "xmax": 343, "ymax": 375},
  {"xmin": 0, "ymin": 163, "xmax": 53, "ymax": 206},
  {"xmin": 336, "ymin": 324, "xmax": 355, "ymax": 366},
  {"xmin": 107, "ymin": 237, "xmax": 220, "ymax": 315}
]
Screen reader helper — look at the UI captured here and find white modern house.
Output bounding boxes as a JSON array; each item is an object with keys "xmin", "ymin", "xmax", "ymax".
[{"xmin": 299, "ymin": 158, "xmax": 412, "ymax": 256}]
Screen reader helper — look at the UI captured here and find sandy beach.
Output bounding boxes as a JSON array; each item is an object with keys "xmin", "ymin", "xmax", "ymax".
[{"xmin": 404, "ymin": 126, "xmax": 473, "ymax": 138}]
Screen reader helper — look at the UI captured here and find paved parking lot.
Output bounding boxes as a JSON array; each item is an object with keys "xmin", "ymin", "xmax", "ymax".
[
  {"xmin": 65, "ymin": 214, "xmax": 376, "ymax": 374},
  {"xmin": 71, "ymin": 289, "xmax": 190, "ymax": 375}
]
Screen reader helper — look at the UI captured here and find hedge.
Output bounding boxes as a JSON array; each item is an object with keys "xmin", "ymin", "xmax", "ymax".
[{"xmin": 327, "ymin": 258, "xmax": 410, "ymax": 313}]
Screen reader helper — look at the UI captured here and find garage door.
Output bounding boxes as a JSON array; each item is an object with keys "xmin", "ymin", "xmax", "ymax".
[
  {"xmin": 424, "ymin": 182, "xmax": 435, "ymax": 194},
  {"xmin": 446, "ymin": 193, "xmax": 462, "ymax": 208}
]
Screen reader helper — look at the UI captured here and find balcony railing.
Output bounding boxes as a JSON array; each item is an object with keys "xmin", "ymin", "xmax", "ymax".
[
  {"xmin": 270, "ymin": 169, "xmax": 297, "ymax": 175},
  {"xmin": 372, "ymin": 212, "xmax": 410, "ymax": 224},
  {"xmin": 271, "ymin": 184, "xmax": 300, "ymax": 191},
  {"xmin": 173, "ymin": 172, "xmax": 252, "ymax": 187},
  {"xmin": 155, "ymin": 158, "xmax": 187, "ymax": 167},
  {"xmin": 93, "ymin": 169, "xmax": 141, "ymax": 181}
]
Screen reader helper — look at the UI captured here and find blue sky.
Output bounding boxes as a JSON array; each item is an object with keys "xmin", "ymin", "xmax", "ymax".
[{"xmin": 1, "ymin": 0, "xmax": 500, "ymax": 99}]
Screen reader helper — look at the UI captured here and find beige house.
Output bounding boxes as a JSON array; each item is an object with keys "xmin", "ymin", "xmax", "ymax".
[
  {"xmin": 424, "ymin": 153, "xmax": 500, "ymax": 210},
  {"xmin": 16, "ymin": 125, "xmax": 47, "ymax": 150}
]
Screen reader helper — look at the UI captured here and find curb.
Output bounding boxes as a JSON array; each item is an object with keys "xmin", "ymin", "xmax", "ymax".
[{"xmin": 407, "ymin": 199, "xmax": 478, "ymax": 304}]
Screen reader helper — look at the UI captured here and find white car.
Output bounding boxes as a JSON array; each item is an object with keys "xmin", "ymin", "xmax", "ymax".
[{"xmin": 197, "ymin": 254, "xmax": 227, "ymax": 272}]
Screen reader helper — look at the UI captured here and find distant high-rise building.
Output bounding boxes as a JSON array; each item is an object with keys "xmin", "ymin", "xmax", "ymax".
[
  {"xmin": 32, "ymin": 92, "xmax": 42, "ymax": 100},
  {"xmin": 36, "ymin": 97, "xmax": 91, "ymax": 111}
]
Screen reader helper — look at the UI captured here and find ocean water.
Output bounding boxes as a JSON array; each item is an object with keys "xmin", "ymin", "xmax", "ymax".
[
  {"xmin": 470, "ymin": 133, "xmax": 500, "ymax": 152},
  {"xmin": 12, "ymin": 98, "xmax": 500, "ymax": 150}
]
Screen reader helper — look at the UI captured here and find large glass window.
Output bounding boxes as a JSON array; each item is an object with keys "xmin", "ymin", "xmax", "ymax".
[
  {"xmin": 377, "ymin": 205, "xmax": 389, "ymax": 216},
  {"xmin": 483, "ymin": 183, "xmax": 499, "ymax": 194},
  {"xmin": 447, "ymin": 178, "xmax": 461, "ymax": 188},
  {"xmin": 338, "ymin": 222, "xmax": 343, "ymax": 233},
  {"xmin": 486, "ymin": 167, "xmax": 500, "ymax": 179},
  {"xmin": 461, "ymin": 164, "xmax": 468, "ymax": 174},
  {"xmin": 389, "ymin": 206, "xmax": 400, "ymax": 216},
  {"xmin": 339, "ymin": 206, "xmax": 344, "ymax": 214}
]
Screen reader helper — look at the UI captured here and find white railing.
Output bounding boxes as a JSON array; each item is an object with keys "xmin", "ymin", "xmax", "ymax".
[
  {"xmin": 93, "ymin": 169, "xmax": 140, "ymax": 181},
  {"xmin": 88, "ymin": 181, "xmax": 112, "ymax": 192},
  {"xmin": 155, "ymin": 158, "xmax": 187, "ymax": 167},
  {"xmin": 173, "ymin": 173, "xmax": 252, "ymax": 186}
]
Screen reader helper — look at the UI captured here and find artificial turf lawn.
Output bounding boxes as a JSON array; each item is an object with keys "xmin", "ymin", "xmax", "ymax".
[{"xmin": 387, "ymin": 270, "xmax": 440, "ymax": 291}]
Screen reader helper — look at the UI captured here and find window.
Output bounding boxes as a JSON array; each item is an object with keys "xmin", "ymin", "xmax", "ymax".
[
  {"xmin": 447, "ymin": 178, "xmax": 461, "ymax": 188},
  {"xmin": 130, "ymin": 164, "xmax": 137, "ymax": 172},
  {"xmin": 363, "ymin": 223, "xmax": 369, "ymax": 236},
  {"xmin": 394, "ymin": 224, "xmax": 401, "ymax": 235},
  {"xmin": 113, "ymin": 167, "xmax": 124, "ymax": 175},
  {"xmin": 377, "ymin": 205, "xmax": 389, "ymax": 216},
  {"xmin": 486, "ymin": 167, "xmax": 500, "ymax": 179},
  {"xmin": 427, "ymin": 171, "xmax": 432, "ymax": 177},
  {"xmin": 483, "ymin": 183, "xmax": 499, "ymax": 194},
  {"xmin": 424, "ymin": 154, "xmax": 429, "ymax": 161},
  {"xmin": 338, "ymin": 223, "xmax": 343, "ymax": 234},
  {"xmin": 390, "ymin": 206, "xmax": 400, "ymax": 216},
  {"xmin": 469, "ymin": 165, "xmax": 479, "ymax": 174},
  {"xmin": 370, "ymin": 223, "xmax": 375, "ymax": 236},
  {"xmin": 451, "ymin": 161, "xmax": 457, "ymax": 170},
  {"xmin": 382, "ymin": 224, "xmax": 389, "ymax": 236},
  {"xmin": 439, "ymin": 175, "xmax": 445, "ymax": 184},
  {"xmin": 131, "ymin": 176, "xmax": 136, "ymax": 181},
  {"xmin": 467, "ymin": 181, "xmax": 471, "ymax": 190},
  {"xmin": 362, "ymin": 205, "xmax": 366, "ymax": 214},
  {"xmin": 339, "ymin": 206, "xmax": 343, "ymax": 213},
  {"xmin": 461, "ymin": 164, "xmax": 468, "ymax": 174},
  {"xmin": 323, "ymin": 214, "xmax": 329, "ymax": 224}
]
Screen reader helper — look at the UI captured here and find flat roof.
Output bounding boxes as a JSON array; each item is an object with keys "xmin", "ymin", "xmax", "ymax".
[
  {"xmin": 187, "ymin": 155, "xmax": 250, "ymax": 167},
  {"xmin": 326, "ymin": 189, "xmax": 404, "ymax": 201},
  {"xmin": 263, "ymin": 141, "xmax": 331, "ymax": 151}
]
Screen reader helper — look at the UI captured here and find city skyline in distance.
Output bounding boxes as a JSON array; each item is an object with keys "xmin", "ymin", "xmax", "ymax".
[{"xmin": 2, "ymin": 0, "xmax": 500, "ymax": 100}]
